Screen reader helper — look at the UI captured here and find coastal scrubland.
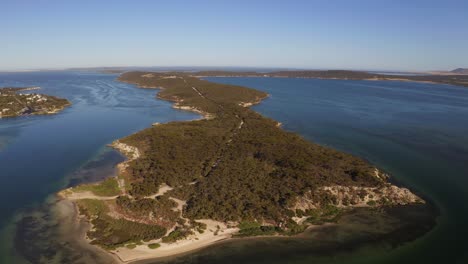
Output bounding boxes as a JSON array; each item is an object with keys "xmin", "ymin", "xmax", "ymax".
[
  {"xmin": 63, "ymin": 72, "xmax": 424, "ymax": 256},
  {"xmin": 0, "ymin": 87, "xmax": 71, "ymax": 118}
]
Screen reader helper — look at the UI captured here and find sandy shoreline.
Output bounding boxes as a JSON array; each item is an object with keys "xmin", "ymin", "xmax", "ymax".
[
  {"xmin": 112, "ymin": 220, "xmax": 239, "ymax": 263},
  {"xmin": 57, "ymin": 73, "xmax": 423, "ymax": 263},
  {"xmin": 54, "ymin": 196, "xmax": 123, "ymax": 263},
  {"xmin": 57, "ymin": 192, "xmax": 239, "ymax": 263},
  {"xmin": 59, "ymin": 138, "xmax": 242, "ymax": 263},
  {"xmin": 57, "ymin": 77, "xmax": 257, "ymax": 263},
  {"xmin": 58, "ymin": 186, "xmax": 332, "ymax": 264},
  {"xmin": 59, "ymin": 180, "xmax": 243, "ymax": 263}
]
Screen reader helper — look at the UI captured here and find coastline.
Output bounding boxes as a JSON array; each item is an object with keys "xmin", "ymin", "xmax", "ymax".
[
  {"xmin": 55, "ymin": 195, "xmax": 124, "ymax": 263},
  {"xmin": 112, "ymin": 219, "xmax": 239, "ymax": 263},
  {"xmin": 196, "ymin": 74, "xmax": 443, "ymax": 86},
  {"xmin": 60, "ymin": 182, "xmax": 338, "ymax": 264},
  {"xmin": 58, "ymin": 73, "xmax": 428, "ymax": 263},
  {"xmin": 58, "ymin": 78, "xmax": 263, "ymax": 263}
]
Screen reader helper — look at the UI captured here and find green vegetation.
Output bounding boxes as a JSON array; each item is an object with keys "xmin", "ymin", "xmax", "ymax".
[
  {"xmin": 126, "ymin": 243, "xmax": 137, "ymax": 249},
  {"xmin": 117, "ymin": 72, "xmax": 382, "ymax": 224},
  {"xmin": 116, "ymin": 195, "xmax": 180, "ymax": 223},
  {"xmin": 161, "ymin": 227, "xmax": 193, "ymax": 243},
  {"xmin": 235, "ymin": 220, "xmax": 308, "ymax": 237},
  {"xmin": 88, "ymin": 218, "xmax": 167, "ymax": 249},
  {"xmin": 238, "ymin": 221, "xmax": 261, "ymax": 230},
  {"xmin": 148, "ymin": 243, "xmax": 161, "ymax": 249},
  {"xmin": 236, "ymin": 221, "xmax": 280, "ymax": 237},
  {"xmin": 76, "ymin": 199, "xmax": 167, "ymax": 249},
  {"xmin": 70, "ymin": 71, "xmax": 422, "ymax": 248},
  {"xmin": 73, "ymin": 177, "xmax": 120, "ymax": 196},
  {"xmin": 0, "ymin": 87, "xmax": 71, "ymax": 118},
  {"xmin": 283, "ymin": 220, "xmax": 307, "ymax": 235},
  {"xmin": 191, "ymin": 221, "xmax": 207, "ymax": 233},
  {"xmin": 236, "ymin": 225, "xmax": 279, "ymax": 237},
  {"xmin": 76, "ymin": 199, "xmax": 108, "ymax": 216},
  {"xmin": 305, "ymin": 205, "xmax": 343, "ymax": 225}
]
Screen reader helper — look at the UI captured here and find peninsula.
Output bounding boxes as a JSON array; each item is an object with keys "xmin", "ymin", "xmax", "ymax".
[
  {"xmin": 0, "ymin": 87, "xmax": 71, "ymax": 118},
  {"xmin": 60, "ymin": 72, "xmax": 425, "ymax": 262}
]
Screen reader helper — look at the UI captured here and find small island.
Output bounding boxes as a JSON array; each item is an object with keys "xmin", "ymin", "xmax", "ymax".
[
  {"xmin": 0, "ymin": 87, "xmax": 71, "ymax": 118},
  {"xmin": 60, "ymin": 72, "xmax": 425, "ymax": 262}
]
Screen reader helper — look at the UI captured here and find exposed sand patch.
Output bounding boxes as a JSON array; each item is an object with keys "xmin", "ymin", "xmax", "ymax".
[
  {"xmin": 112, "ymin": 219, "xmax": 239, "ymax": 263},
  {"xmin": 144, "ymin": 184, "xmax": 174, "ymax": 199},
  {"xmin": 293, "ymin": 184, "xmax": 424, "ymax": 212},
  {"xmin": 364, "ymin": 78, "xmax": 437, "ymax": 85},
  {"xmin": 111, "ymin": 140, "xmax": 140, "ymax": 160},
  {"xmin": 58, "ymin": 189, "xmax": 118, "ymax": 200},
  {"xmin": 141, "ymin": 74, "xmax": 155, "ymax": 78}
]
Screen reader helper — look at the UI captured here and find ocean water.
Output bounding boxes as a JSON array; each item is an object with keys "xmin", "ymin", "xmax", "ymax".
[
  {"xmin": 0, "ymin": 71, "xmax": 199, "ymax": 263},
  {"xmin": 0, "ymin": 73, "xmax": 467, "ymax": 263},
  {"xmin": 196, "ymin": 77, "xmax": 468, "ymax": 264}
]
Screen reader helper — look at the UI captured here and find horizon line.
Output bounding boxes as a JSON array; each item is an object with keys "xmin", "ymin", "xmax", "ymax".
[{"xmin": 1, "ymin": 65, "xmax": 458, "ymax": 74}]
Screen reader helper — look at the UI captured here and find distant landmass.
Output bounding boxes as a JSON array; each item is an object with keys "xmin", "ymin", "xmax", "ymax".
[
  {"xmin": 188, "ymin": 70, "xmax": 468, "ymax": 87},
  {"xmin": 451, "ymin": 68, "xmax": 468, "ymax": 74},
  {"xmin": 96, "ymin": 68, "xmax": 468, "ymax": 88}
]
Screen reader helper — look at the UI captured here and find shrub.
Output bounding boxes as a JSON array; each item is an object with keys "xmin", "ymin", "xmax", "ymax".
[
  {"xmin": 126, "ymin": 243, "xmax": 137, "ymax": 249},
  {"xmin": 74, "ymin": 177, "xmax": 120, "ymax": 196},
  {"xmin": 148, "ymin": 243, "xmax": 161, "ymax": 249}
]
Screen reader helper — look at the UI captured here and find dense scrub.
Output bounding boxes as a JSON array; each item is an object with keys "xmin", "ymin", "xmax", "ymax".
[
  {"xmin": 117, "ymin": 72, "xmax": 382, "ymax": 224},
  {"xmin": 57, "ymin": 71, "xmax": 428, "ymax": 250},
  {"xmin": 73, "ymin": 178, "xmax": 120, "ymax": 196},
  {"xmin": 116, "ymin": 195, "xmax": 180, "ymax": 225},
  {"xmin": 161, "ymin": 227, "xmax": 194, "ymax": 243},
  {"xmin": 119, "ymin": 72, "xmax": 267, "ymax": 114},
  {"xmin": 76, "ymin": 199, "xmax": 167, "ymax": 249}
]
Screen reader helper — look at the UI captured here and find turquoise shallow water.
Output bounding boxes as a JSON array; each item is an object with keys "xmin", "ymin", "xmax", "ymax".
[{"xmin": 1, "ymin": 73, "xmax": 467, "ymax": 263}]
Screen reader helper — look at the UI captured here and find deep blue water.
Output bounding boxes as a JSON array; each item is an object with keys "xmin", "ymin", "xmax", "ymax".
[
  {"xmin": 1, "ymin": 73, "xmax": 467, "ymax": 263},
  {"xmin": 204, "ymin": 77, "xmax": 468, "ymax": 264},
  {"xmin": 0, "ymin": 71, "xmax": 199, "ymax": 262}
]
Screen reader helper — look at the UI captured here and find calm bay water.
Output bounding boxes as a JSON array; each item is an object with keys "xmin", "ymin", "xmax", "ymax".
[
  {"xmin": 0, "ymin": 71, "xmax": 199, "ymax": 263},
  {"xmin": 198, "ymin": 77, "xmax": 468, "ymax": 264},
  {"xmin": 0, "ymin": 73, "xmax": 467, "ymax": 263}
]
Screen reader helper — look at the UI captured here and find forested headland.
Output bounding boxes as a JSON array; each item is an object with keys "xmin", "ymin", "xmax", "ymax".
[{"xmin": 63, "ymin": 72, "xmax": 423, "ymax": 251}]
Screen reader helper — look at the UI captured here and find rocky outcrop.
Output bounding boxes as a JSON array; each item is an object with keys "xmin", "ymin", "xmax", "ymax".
[
  {"xmin": 293, "ymin": 184, "xmax": 424, "ymax": 211},
  {"xmin": 110, "ymin": 140, "xmax": 140, "ymax": 160}
]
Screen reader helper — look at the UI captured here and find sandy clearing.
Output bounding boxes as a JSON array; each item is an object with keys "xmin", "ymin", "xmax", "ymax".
[
  {"xmin": 144, "ymin": 184, "xmax": 174, "ymax": 199},
  {"xmin": 112, "ymin": 219, "xmax": 239, "ymax": 263},
  {"xmin": 60, "ymin": 190, "xmax": 118, "ymax": 200}
]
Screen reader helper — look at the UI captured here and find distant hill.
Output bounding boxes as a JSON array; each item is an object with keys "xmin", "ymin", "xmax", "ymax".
[{"xmin": 451, "ymin": 68, "xmax": 468, "ymax": 74}]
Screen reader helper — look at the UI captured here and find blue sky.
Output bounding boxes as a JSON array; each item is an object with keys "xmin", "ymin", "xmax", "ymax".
[{"xmin": 1, "ymin": 0, "xmax": 467, "ymax": 71}]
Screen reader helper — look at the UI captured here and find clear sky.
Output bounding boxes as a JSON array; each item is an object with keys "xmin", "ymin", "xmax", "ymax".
[{"xmin": 1, "ymin": 0, "xmax": 467, "ymax": 71}]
